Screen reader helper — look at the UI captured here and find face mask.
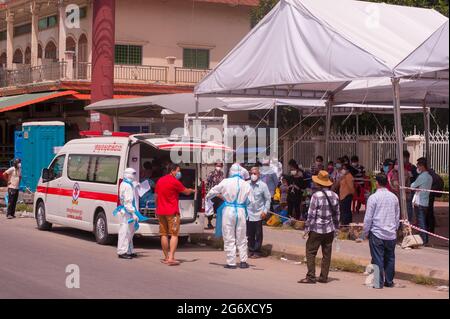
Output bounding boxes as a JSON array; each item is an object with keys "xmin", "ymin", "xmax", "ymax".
[
  {"xmin": 417, "ymin": 168, "xmax": 422, "ymax": 174},
  {"xmin": 383, "ymin": 166, "xmax": 389, "ymax": 174},
  {"xmin": 291, "ymin": 170, "xmax": 297, "ymax": 176},
  {"xmin": 394, "ymin": 165, "xmax": 399, "ymax": 170},
  {"xmin": 351, "ymin": 162, "xmax": 358, "ymax": 167},
  {"xmin": 335, "ymin": 163, "xmax": 342, "ymax": 169},
  {"xmin": 328, "ymin": 166, "xmax": 334, "ymax": 171},
  {"xmin": 251, "ymin": 174, "xmax": 258, "ymax": 182},
  {"xmin": 215, "ymin": 166, "xmax": 222, "ymax": 171},
  {"xmin": 17, "ymin": 163, "xmax": 21, "ymax": 168},
  {"xmin": 175, "ymin": 172, "xmax": 182, "ymax": 180},
  {"xmin": 342, "ymin": 169, "xmax": 348, "ymax": 175}
]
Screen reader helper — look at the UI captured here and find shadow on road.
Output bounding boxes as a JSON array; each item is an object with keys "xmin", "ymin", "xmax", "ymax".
[{"xmin": 48, "ymin": 226, "xmax": 219, "ymax": 253}]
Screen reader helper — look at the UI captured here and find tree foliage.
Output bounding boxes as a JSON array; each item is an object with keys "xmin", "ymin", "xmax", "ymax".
[{"xmin": 251, "ymin": 0, "xmax": 448, "ymax": 25}]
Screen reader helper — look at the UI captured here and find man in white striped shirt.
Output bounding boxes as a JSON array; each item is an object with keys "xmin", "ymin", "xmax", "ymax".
[{"xmin": 363, "ymin": 174, "xmax": 400, "ymax": 289}]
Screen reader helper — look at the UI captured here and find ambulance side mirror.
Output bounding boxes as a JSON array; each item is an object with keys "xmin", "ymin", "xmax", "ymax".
[{"xmin": 42, "ymin": 168, "xmax": 50, "ymax": 183}]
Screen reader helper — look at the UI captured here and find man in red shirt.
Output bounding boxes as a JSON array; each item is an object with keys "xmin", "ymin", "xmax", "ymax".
[{"xmin": 155, "ymin": 163, "xmax": 195, "ymax": 266}]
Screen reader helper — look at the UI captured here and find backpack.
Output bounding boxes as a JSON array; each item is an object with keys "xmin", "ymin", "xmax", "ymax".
[{"xmin": 430, "ymin": 170, "xmax": 444, "ymax": 198}]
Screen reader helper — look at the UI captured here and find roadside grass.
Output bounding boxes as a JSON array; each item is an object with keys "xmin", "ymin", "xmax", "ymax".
[
  {"xmin": 15, "ymin": 203, "xmax": 33, "ymax": 212},
  {"xmin": 330, "ymin": 258, "xmax": 365, "ymax": 273},
  {"xmin": 411, "ymin": 275, "xmax": 436, "ymax": 286}
]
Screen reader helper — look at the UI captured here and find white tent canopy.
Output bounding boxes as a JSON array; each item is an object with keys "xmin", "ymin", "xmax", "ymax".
[
  {"xmin": 195, "ymin": 0, "xmax": 448, "ymax": 98},
  {"xmin": 395, "ymin": 20, "xmax": 449, "ymax": 77},
  {"xmin": 85, "ymin": 93, "xmax": 427, "ymax": 116},
  {"xmin": 334, "ymin": 77, "xmax": 449, "ymax": 106}
]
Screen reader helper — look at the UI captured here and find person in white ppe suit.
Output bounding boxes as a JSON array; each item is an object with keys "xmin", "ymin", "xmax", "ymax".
[
  {"xmin": 114, "ymin": 168, "xmax": 140, "ymax": 259},
  {"xmin": 206, "ymin": 163, "xmax": 253, "ymax": 269}
]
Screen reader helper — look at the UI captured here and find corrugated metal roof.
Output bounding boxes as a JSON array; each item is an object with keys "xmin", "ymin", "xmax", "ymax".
[{"xmin": 0, "ymin": 90, "xmax": 78, "ymax": 113}]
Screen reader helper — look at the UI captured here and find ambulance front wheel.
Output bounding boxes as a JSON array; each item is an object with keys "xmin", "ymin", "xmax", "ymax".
[
  {"xmin": 94, "ymin": 211, "xmax": 114, "ymax": 245},
  {"xmin": 36, "ymin": 201, "xmax": 52, "ymax": 231}
]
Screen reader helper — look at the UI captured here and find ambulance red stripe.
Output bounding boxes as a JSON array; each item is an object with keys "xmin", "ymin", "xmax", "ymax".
[
  {"xmin": 157, "ymin": 143, "xmax": 232, "ymax": 151},
  {"xmin": 36, "ymin": 186, "xmax": 118, "ymax": 203}
]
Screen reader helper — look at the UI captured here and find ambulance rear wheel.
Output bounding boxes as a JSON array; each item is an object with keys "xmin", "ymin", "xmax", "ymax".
[
  {"xmin": 95, "ymin": 211, "xmax": 114, "ymax": 245},
  {"xmin": 36, "ymin": 202, "xmax": 52, "ymax": 231}
]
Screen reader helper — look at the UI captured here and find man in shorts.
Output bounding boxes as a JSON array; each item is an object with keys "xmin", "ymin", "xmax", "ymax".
[{"xmin": 155, "ymin": 163, "xmax": 195, "ymax": 266}]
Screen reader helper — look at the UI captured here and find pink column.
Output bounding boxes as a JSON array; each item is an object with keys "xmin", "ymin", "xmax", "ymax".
[{"xmin": 90, "ymin": 0, "xmax": 115, "ymax": 131}]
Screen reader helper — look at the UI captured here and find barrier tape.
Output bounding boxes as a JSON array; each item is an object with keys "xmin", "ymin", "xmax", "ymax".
[
  {"xmin": 400, "ymin": 186, "xmax": 449, "ymax": 195},
  {"xmin": 400, "ymin": 219, "xmax": 449, "ymax": 242},
  {"xmin": 267, "ymin": 212, "xmax": 449, "ymax": 242}
]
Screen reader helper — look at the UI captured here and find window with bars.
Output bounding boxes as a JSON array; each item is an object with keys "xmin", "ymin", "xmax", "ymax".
[
  {"xmin": 114, "ymin": 44, "xmax": 142, "ymax": 65},
  {"xmin": 14, "ymin": 23, "xmax": 31, "ymax": 37},
  {"xmin": 38, "ymin": 15, "xmax": 58, "ymax": 31},
  {"xmin": 183, "ymin": 48, "xmax": 210, "ymax": 69}
]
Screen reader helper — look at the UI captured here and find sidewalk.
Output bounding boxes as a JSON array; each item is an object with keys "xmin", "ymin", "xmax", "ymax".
[{"xmin": 199, "ymin": 223, "xmax": 449, "ymax": 284}]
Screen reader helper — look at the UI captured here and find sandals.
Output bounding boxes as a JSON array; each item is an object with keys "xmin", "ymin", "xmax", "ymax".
[{"xmin": 167, "ymin": 260, "xmax": 180, "ymax": 266}]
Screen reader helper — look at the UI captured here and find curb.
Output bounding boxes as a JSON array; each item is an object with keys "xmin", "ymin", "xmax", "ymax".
[{"xmin": 190, "ymin": 233, "xmax": 449, "ymax": 286}]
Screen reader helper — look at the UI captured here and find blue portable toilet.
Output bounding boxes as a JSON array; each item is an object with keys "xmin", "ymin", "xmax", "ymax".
[
  {"xmin": 20, "ymin": 121, "xmax": 65, "ymax": 191},
  {"xmin": 14, "ymin": 131, "xmax": 24, "ymax": 161}
]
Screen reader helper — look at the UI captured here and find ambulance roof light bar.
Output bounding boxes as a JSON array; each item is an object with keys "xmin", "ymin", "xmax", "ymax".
[{"xmin": 79, "ymin": 131, "xmax": 131, "ymax": 137}]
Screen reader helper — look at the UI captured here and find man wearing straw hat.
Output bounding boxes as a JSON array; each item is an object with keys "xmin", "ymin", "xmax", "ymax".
[{"xmin": 298, "ymin": 170, "xmax": 340, "ymax": 284}]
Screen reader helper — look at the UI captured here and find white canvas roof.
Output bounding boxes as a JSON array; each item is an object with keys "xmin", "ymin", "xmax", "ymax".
[
  {"xmin": 86, "ymin": 93, "xmax": 426, "ymax": 116},
  {"xmin": 334, "ymin": 77, "xmax": 449, "ymax": 106},
  {"xmin": 194, "ymin": 0, "xmax": 448, "ymax": 98}
]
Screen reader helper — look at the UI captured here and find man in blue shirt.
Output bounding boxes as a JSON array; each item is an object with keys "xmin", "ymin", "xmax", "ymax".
[
  {"xmin": 247, "ymin": 167, "xmax": 271, "ymax": 258},
  {"xmin": 363, "ymin": 174, "xmax": 400, "ymax": 288},
  {"xmin": 410, "ymin": 158, "xmax": 433, "ymax": 244}
]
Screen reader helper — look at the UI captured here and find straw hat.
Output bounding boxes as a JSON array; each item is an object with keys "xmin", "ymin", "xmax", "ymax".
[{"xmin": 312, "ymin": 170, "xmax": 333, "ymax": 187}]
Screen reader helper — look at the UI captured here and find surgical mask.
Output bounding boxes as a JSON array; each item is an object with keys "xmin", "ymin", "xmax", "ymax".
[
  {"xmin": 175, "ymin": 172, "xmax": 182, "ymax": 180},
  {"xmin": 383, "ymin": 166, "xmax": 389, "ymax": 174},
  {"xmin": 342, "ymin": 169, "xmax": 348, "ymax": 175},
  {"xmin": 290, "ymin": 170, "xmax": 297, "ymax": 176},
  {"xmin": 417, "ymin": 168, "xmax": 422, "ymax": 174},
  {"xmin": 251, "ymin": 174, "xmax": 258, "ymax": 182},
  {"xmin": 394, "ymin": 165, "xmax": 399, "ymax": 170},
  {"xmin": 17, "ymin": 163, "xmax": 21, "ymax": 168},
  {"xmin": 215, "ymin": 166, "xmax": 222, "ymax": 171},
  {"xmin": 351, "ymin": 162, "xmax": 358, "ymax": 167},
  {"xmin": 335, "ymin": 163, "xmax": 342, "ymax": 169}
]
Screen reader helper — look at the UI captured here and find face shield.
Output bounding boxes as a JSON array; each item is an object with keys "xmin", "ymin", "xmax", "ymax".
[{"xmin": 123, "ymin": 168, "xmax": 137, "ymax": 182}]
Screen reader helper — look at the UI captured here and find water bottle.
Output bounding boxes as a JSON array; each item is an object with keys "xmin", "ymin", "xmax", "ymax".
[{"xmin": 334, "ymin": 237, "xmax": 341, "ymax": 252}]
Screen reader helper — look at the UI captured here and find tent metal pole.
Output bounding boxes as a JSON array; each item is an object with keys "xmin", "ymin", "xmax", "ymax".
[
  {"xmin": 391, "ymin": 78, "xmax": 408, "ymax": 223},
  {"xmin": 274, "ymin": 102, "xmax": 278, "ymax": 130},
  {"xmin": 195, "ymin": 95, "xmax": 199, "ymax": 119},
  {"xmin": 324, "ymin": 98, "xmax": 333, "ymax": 162},
  {"xmin": 422, "ymin": 100, "xmax": 431, "ymax": 160},
  {"xmin": 273, "ymin": 102, "xmax": 278, "ymax": 160}
]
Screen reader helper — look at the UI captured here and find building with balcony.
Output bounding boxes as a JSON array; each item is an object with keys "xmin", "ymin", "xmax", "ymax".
[{"xmin": 0, "ymin": 0, "xmax": 258, "ymax": 161}]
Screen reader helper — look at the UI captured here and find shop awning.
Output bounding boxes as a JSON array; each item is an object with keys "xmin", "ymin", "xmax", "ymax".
[{"xmin": 0, "ymin": 90, "xmax": 78, "ymax": 113}]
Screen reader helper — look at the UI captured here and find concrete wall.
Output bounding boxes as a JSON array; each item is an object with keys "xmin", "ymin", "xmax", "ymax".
[{"xmin": 1, "ymin": 0, "xmax": 251, "ymax": 68}]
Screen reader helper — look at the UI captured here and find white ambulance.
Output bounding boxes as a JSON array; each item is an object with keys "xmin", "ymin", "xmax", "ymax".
[{"xmin": 33, "ymin": 132, "xmax": 231, "ymax": 245}]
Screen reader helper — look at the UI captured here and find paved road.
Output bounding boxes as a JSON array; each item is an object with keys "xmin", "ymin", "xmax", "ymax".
[{"xmin": 0, "ymin": 216, "xmax": 447, "ymax": 299}]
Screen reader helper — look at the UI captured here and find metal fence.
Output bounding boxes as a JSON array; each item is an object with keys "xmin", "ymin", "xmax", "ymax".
[
  {"xmin": 175, "ymin": 67, "xmax": 210, "ymax": 85},
  {"xmin": 290, "ymin": 128, "xmax": 449, "ymax": 175},
  {"xmin": 0, "ymin": 62, "xmax": 66, "ymax": 87},
  {"xmin": 427, "ymin": 129, "xmax": 449, "ymax": 176}
]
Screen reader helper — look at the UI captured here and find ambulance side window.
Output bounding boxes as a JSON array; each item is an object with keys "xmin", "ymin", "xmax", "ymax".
[{"xmin": 48, "ymin": 155, "xmax": 65, "ymax": 181}]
